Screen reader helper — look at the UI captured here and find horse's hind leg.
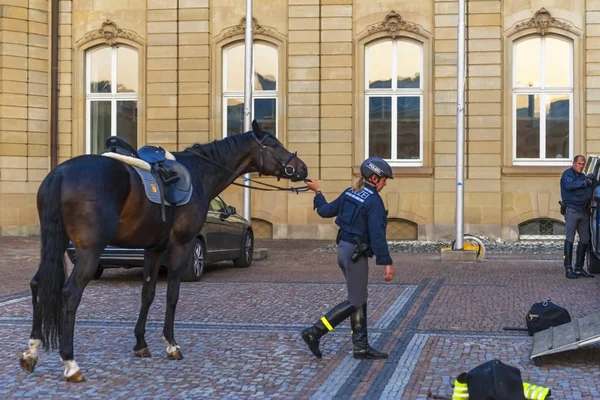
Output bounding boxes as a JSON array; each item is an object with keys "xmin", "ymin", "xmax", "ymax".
[
  {"xmin": 133, "ymin": 249, "xmax": 163, "ymax": 357},
  {"xmin": 19, "ymin": 272, "xmax": 43, "ymax": 373},
  {"xmin": 59, "ymin": 248, "xmax": 102, "ymax": 383},
  {"xmin": 163, "ymin": 241, "xmax": 193, "ymax": 360}
]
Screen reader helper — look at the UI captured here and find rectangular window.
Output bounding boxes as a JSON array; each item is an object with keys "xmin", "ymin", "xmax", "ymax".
[
  {"xmin": 365, "ymin": 39, "xmax": 423, "ymax": 166},
  {"xmin": 86, "ymin": 46, "xmax": 138, "ymax": 154}
]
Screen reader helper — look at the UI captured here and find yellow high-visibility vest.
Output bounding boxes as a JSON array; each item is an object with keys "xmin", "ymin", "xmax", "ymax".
[{"xmin": 452, "ymin": 377, "xmax": 551, "ymax": 400}]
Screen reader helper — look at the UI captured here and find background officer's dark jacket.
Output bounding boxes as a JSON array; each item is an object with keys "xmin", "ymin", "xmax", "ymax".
[
  {"xmin": 560, "ymin": 167, "xmax": 592, "ymax": 212},
  {"xmin": 313, "ymin": 186, "xmax": 393, "ymax": 265}
]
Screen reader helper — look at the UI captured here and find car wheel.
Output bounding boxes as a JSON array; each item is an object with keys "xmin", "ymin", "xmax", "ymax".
[
  {"xmin": 94, "ymin": 266, "xmax": 104, "ymax": 280},
  {"xmin": 182, "ymin": 238, "xmax": 205, "ymax": 282},
  {"xmin": 589, "ymin": 250, "xmax": 600, "ymax": 273},
  {"xmin": 233, "ymin": 229, "xmax": 253, "ymax": 268}
]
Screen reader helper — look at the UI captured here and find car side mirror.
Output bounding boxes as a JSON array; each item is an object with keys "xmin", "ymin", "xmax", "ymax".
[{"xmin": 228, "ymin": 205, "xmax": 236, "ymax": 215}]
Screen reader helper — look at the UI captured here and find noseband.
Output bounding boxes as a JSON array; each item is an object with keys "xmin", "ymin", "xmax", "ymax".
[{"xmin": 251, "ymin": 132, "xmax": 298, "ymax": 179}]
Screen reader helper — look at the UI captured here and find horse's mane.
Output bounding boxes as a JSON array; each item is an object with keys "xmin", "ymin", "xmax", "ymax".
[{"xmin": 185, "ymin": 132, "xmax": 252, "ymax": 165}]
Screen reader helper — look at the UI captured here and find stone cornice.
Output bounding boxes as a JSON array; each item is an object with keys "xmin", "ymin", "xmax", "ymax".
[
  {"xmin": 76, "ymin": 20, "xmax": 145, "ymax": 47},
  {"xmin": 510, "ymin": 8, "xmax": 579, "ymax": 36}
]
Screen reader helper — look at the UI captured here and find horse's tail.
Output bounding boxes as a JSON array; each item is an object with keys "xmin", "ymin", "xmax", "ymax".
[{"xmin": 36, "ymin": 171, "xmax": 68, "ymax": 350}]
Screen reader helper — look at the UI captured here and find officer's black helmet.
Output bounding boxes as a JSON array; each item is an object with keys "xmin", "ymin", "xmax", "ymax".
[{"xmin": 360, "ymin": 157, "xmax": 394, "ymax": 180}]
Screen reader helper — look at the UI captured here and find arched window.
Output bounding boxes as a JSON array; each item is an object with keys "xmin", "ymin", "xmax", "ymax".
[
  {"xmin": 86, "ymin": 45, "xmax": 139, "ymax": 154},
  {"xmin": 386, "ymin": 218, "xmax": 418, "ymax": 240},
  {"xmin": 251, "ymin": 218, "xmax": 273, "ymax": 239},
  {"xmin": 513, "ymin": 35, "xmax": 573, "ymax": 163},
  {"xmin": 222, "ymin": 41, "xmax": 278, "ymax": 137},
  {"xmin": 365, "ymin": 38, "xmax": 423, "ymax": 165},
  {"xmin": 518, "ymin": 218, "xmax": 565, "ymax": 240}
]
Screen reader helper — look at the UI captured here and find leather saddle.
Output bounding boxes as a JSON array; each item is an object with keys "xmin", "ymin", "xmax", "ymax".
[{"xmin": 103, "ymin": 136, "xmax": 192, "ymax": 220}]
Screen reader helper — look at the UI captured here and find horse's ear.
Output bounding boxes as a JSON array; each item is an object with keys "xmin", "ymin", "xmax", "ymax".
[{"xmin": 252, "ymin": 119, "xmax": 263, "ymax": 137}]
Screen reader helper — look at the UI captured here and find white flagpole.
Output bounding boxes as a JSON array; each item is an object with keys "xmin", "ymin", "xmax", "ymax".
[
  {"xmin": 454, "ymin": 0, "xmax": 466, "ymax": 250},
  {"xmin": 242, "ymin": 0, "xmax": 253, "ymax": 224}
]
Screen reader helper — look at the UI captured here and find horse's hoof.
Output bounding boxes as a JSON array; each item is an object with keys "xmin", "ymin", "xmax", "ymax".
[
  {"xmin": 167, "ymin": 349, "xmax": 183, "ymax": 360},
  {"xmin": 66, "ymin": 370, "xmax": 86, "ymax": 383},
  {"xmin": 135, "ymin": 347, "xmax": 152, "ymax": 358},
  {"xmin": 19, "ymin": 354, "xmax": 37, "ymax": 373}
]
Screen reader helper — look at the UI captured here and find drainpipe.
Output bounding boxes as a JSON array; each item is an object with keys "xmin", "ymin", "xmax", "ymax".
[{"xmin": 50, "ymin": 0, "xmax": 59, "ymax": 168}]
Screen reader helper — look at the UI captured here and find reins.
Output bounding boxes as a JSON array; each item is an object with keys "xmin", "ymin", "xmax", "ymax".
[{"xmin": 184, "ymin": 147, "xmax": 310, "ymax": 194}]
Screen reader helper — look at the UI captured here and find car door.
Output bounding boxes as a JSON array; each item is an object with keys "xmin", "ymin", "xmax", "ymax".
[
  {"xmin": 204, "ymin": 197, "xmax": 227, "ymax": 262},
  {"xmin": 211, "ymin": 196, "xmax": 241, "ymax": 258}
]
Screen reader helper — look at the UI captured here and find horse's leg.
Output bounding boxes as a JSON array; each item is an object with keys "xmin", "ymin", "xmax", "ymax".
[
  {"xmin": 133, "ymin": 249, "xmax": 163, "ymax": 357},
  {"xmin": 19, "ymin": 271, "xmax": 43, "ymax": 373},
  {"xmin": 163, "ymin": 241, "xmax": 193, "ymax": 360},
  {"xmin": 59, "ymin": 248, "xmax": 101, "ymax": 383}
]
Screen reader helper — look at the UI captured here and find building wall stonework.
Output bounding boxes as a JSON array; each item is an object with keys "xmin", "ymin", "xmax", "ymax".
[{"xmin": 0, "ymin": 0, "xmax": 593, "ymax": 240}]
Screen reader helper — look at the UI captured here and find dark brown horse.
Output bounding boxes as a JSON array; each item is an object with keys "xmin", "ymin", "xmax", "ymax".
[{"xmin": 19, "ymin": 121, "xmax": 308, "ymax": 382}]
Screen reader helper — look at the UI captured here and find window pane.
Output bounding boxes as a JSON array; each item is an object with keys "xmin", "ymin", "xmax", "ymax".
[
  {"xmin": 117, "ymin": 101, "xmax": 137, "ymax": 147},
  {"xmin": 545, "ymin": 37, "xmax": 570, "ymax": 87},
  {"xmin": 515, "ymin": 94, "xmax": 540, "ymax": 158},
  {"xmin": 397, "ymin": 41, "xmax": 421, "ymax": 89},
  {"xmin": 117, "ymin": 47, "xmax": 138, "ymax": 93},
  {"xmin": 90, "ymin": 101, "xmax": 111, "ymax": 154},
  {"xmin": 397, "ymin": 97, "xmax": 420, "ymax": 159},
  {"xmin": 225, "ymin": 44, "xmax": 244, "ymax": 92},
  {"xmin": 515, "ymin": 38, "xmax": 541, "ymax": 88},
  {"xmin": 254, "ymin": 98, "xmax": 276, "ymax": 135},
  {"xmin": 227, "ymin": 98, "xmax": 244, "ymax": 135},
  {"xmin": 545, "ymin": 95, "xmax": 569, "ymax": 159},
  {"xmin": 89, "ymin": 47, "xmax": 112, "ymax": 93},
  {"xmin": 368, "ymin": 97, "xmax": 391, "ymax": 159},
  {"xmin": 368, "ymin": 41, "xmax": 392, "ymax": 89},
  {"xmin": 255, "ymin": 43, "xmax": 277, "ymax": 91}
]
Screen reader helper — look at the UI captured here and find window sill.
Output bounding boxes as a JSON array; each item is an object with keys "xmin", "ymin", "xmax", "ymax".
[
  {"xmin": 501, "ymin": 166, "xmax": 567, "ymax": 177},
  {"xmin": 353, "ymin": 166, "xmax": 433, "ymax": 177}
]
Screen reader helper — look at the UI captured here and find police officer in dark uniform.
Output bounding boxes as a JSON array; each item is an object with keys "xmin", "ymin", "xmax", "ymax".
[
  {"xmin": 301, "ymin": 157, "xmax": 394, "ymax": 359},
  {"xmin": 560, "ymin": 155, "xmax": 595, "ymax": 279}
]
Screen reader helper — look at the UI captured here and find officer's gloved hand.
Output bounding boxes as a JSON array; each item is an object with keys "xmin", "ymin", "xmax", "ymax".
[{"xmin": 586, "ymin": 174, "xmax": 595, "ymax": 187}]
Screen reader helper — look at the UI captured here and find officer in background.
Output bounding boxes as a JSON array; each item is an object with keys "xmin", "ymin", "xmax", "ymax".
[
  {"xmin": 301, "ymin": 157, "xmax": 394, "ymax": 360},
  {"xmin": 560, "ymin": 155, "xmax": 595, "ymax": 279}
]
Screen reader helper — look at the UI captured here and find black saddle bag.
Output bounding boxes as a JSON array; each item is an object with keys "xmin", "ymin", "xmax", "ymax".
[{"xmin": 526, "ymin": 300, "xmax": 571, "ymax": 336}]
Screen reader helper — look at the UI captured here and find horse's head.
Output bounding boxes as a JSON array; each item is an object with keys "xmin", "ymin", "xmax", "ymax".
[{"xmin": 248, "ymin": 120, "xmax": 308, "ymax": 182}]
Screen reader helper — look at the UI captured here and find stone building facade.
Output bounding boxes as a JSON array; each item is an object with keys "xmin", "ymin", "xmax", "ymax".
[{"xmin": 0, "ymin": 0, "xmax": 592, "ymax": 240}]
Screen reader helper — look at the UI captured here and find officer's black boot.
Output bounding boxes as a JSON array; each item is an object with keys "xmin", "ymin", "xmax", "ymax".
[
  {"xmin": 564, "ymin": 241, "xmax": 577, "ymax": 279},
  {"xmin": 301, "ymin": 300, "xmax": 356, "ymax": 358},
  {"xmin": 574, "ymin": 243, "xmax": 595, "ymax": 278},
  {"xmin": 351, "ymin": 303, "xmax": 388, "ymax": 360}
]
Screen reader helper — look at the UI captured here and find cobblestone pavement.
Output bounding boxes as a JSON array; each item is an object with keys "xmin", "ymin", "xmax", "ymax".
[{"xmin": 1, "ymin": 238, "xmax": 600, "ymax": 399}]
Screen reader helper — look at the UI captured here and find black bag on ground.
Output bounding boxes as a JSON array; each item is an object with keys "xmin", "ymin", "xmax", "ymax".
[
  {"xmin": 526, "ymin": 299, "xmax": 571, "ymax": 336},
  {"xmin": 466, "ymin": 359, "xmax": 526, "ymax": 400}
]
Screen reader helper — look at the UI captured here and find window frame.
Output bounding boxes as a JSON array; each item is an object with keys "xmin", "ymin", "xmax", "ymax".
[
  {"xmin": 511, "ymin": 35, "xmax": 574, "ymax": 165},
  {"xmin": 85, "ymin": 45, "xmax": 139, "ymax": 154},
  {"xmin": 364, "ymin": 38, "xmax": 424, "ymax": 167},
  {"xmin": 221, "ymin": 41, "xmax": 279, "ymax": 138}
]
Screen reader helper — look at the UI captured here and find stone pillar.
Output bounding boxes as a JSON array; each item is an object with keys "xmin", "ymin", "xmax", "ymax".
[
  {"xmin": 177, "ymin": 0, "xmax": 209, "ymax": 150},
  {"xmin": 146, "ymin": 0, "xmax": 179, "ymax": 150},
  {"xmin": 587, "ymin": 0, "xmax": 600, "ymax": 153},
  {"xmin": 465, "ymin": 0, "xmax": 502, "ymax": 236},
  {"xmin": 57, "ymin": 0, "xmax": 71, "ymax": 163}
]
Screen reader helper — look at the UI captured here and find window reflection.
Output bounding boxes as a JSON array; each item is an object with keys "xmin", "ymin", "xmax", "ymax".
[
  {"xmin": 514, "ymin": 38, "xmax": 540, "ymax": 88},
  {"xmin": 255, "ymin": 44, "xmax": 277, "ymax": 90},
  {"xmin": 369, "ymin": 97, "xmax": 391, "ymax": 159},
  {"xmin": 227, "ymin": 98, "xmax": 244, "ymax": 135},
  {"xmin": 397, "ymin": 97, "xmax": 420, "ymax": 159},
  {"xmin": 397, "ymin": 42, "xmax": 421, "ymax": 89},
  {"xmin": 117, "ymin": 47, "xmax": 138, "ymax": 93},
  {"xmin": 254, "ymin": 98, "xmax": 277, "ymax": 134},
  {"xmin": 368, "ymin": 41, "xmax": 392, "ymax": 89},
  {"xmin": 545, "ymin": 38, "xmax": 570, "ymax": 87},
  {"xmin": 90, "ymin": 47, "xmax": 112, "ymax": 93},
  {"xmin": 90, "ymin": 101, "xmax": 111, "ymax": 154},
  {"xmin": 117, "ymin": 101, "xmax": 137, "ymax": 146},
  {"xmin": 545, "ymin": 95, "xmax": 569, "ymax": 159},
  {"xmin": 515, "ymin": 94, "xmax": 540, "ymax": 158},
  {"xmin": 226, "ymin": 45, "xmax": 244, "ymax": 92}
]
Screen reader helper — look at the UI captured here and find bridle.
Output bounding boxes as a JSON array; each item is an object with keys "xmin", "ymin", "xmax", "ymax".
[{"xmin": 184, "ymin": 132, "xmax": 309, "ymax": 193}]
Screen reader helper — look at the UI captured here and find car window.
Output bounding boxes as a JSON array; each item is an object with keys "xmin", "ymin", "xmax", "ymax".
[{"xmin": 209, "ymin": 197, "xmax": 226, "ymax": 212}]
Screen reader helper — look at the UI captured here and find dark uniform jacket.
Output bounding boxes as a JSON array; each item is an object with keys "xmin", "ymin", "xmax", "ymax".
[
  {"xmin": 313, "ymin": 186, "xmax": 393, "ymax": 266},
  {"xmin": 560, "ymin": 167, "xmax": 592, "ymax": 212}
]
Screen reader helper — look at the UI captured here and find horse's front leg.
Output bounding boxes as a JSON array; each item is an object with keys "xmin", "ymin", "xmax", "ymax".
[
  {"xmin": 163, "ymin": 241, "xmax": 193, "ymax": 360},
  {"xmin": 60, "ymin": 249, "xmax": 99, "ymax": 383},
  {"xmin": 133, "ymin": 249, "xmax": 163, "ymax": 357}
]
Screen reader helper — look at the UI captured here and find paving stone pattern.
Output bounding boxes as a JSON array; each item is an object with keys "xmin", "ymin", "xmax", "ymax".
[{"xmin": 0, "ymin": 238, "xmax": 600, "ymax": 399}]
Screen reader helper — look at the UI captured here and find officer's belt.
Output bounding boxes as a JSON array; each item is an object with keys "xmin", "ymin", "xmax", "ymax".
[{"xmin": 339, "ymin": 231, "xmax": 368, "ymax": 245}]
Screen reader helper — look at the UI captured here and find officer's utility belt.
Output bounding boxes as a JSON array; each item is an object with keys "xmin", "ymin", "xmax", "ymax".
[{"xmin": 350, "ymin": 236, "xmax": 373, "ymax": 262}]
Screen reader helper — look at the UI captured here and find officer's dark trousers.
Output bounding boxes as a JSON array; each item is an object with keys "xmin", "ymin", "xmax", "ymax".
[
  {"xmin": 337, "ymin": 240, "xmax": 368, "ymax": 307},
  {"xmin": 564, "ymin": 207, "xmax": 594, "ymax": 278}
]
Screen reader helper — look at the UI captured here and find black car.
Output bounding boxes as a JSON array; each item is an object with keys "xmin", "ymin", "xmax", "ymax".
[{"xmin": 66, "ymin": 196, "xmax": 254, "ymax": 282}]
